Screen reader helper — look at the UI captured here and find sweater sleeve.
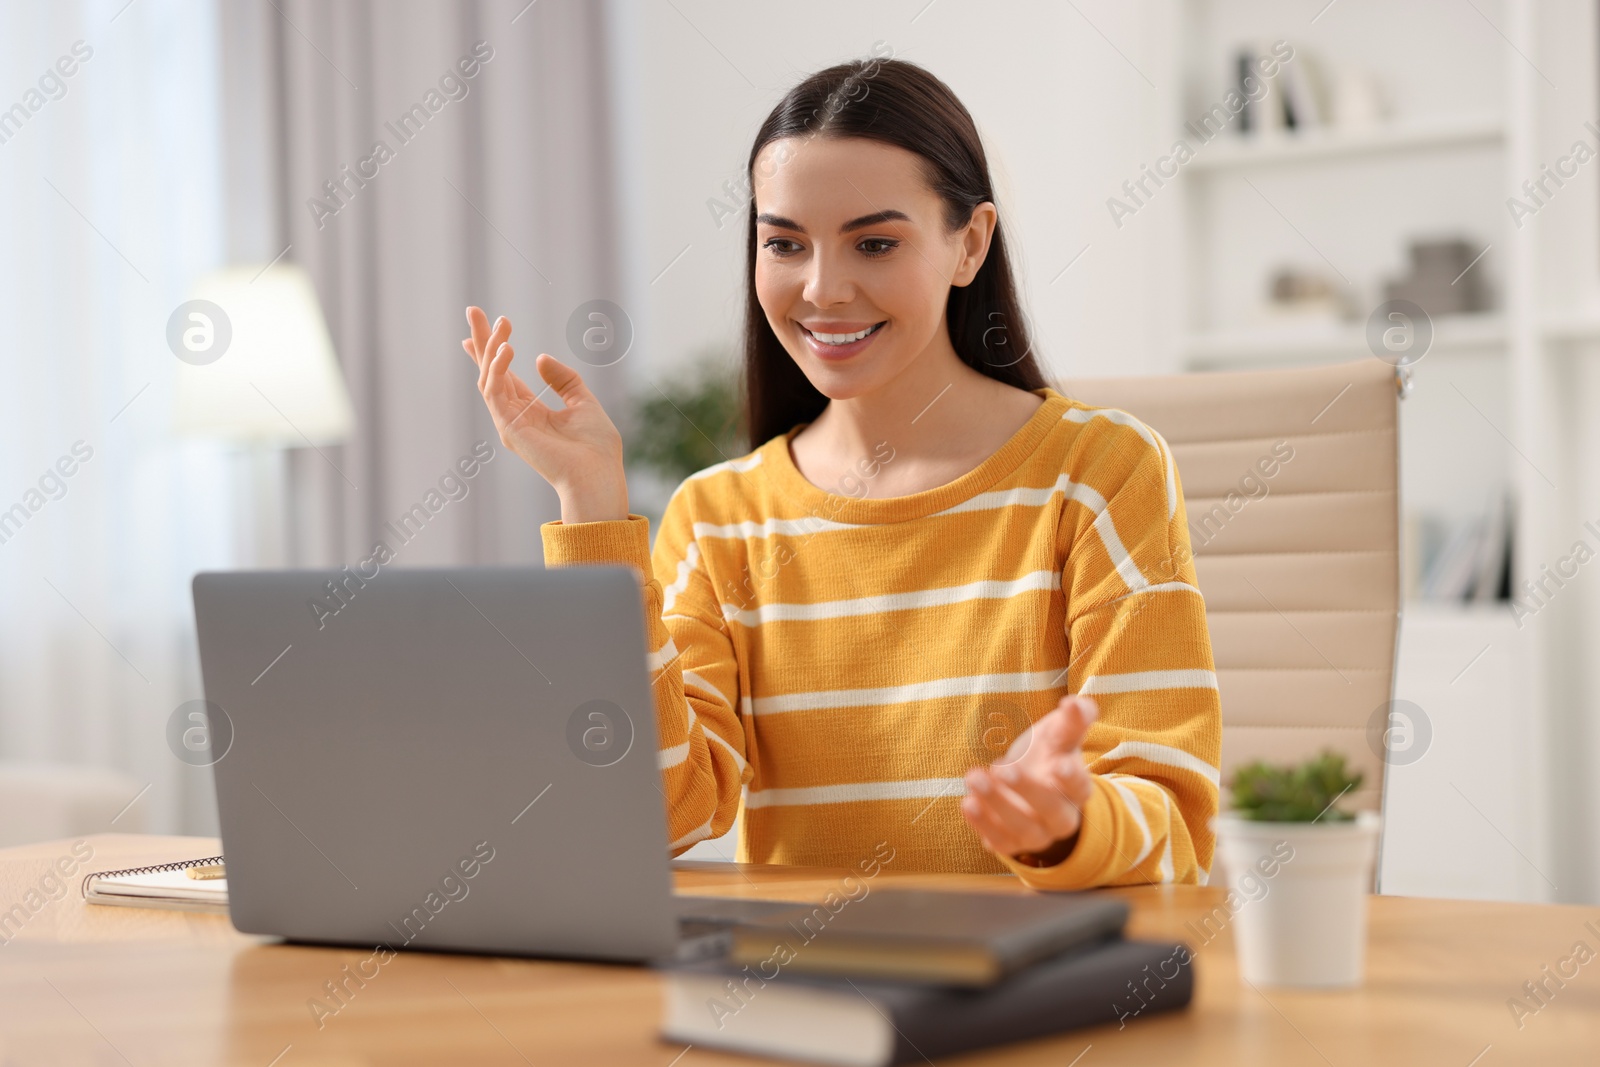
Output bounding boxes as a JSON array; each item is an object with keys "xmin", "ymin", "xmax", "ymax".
[
  {"xmin": 1000, "ymin": 415, "xmax": 1222, "ymax": 890},
  {"xmin": 541, "ymin": 495, "xmax": 750, "ymax": 855}
]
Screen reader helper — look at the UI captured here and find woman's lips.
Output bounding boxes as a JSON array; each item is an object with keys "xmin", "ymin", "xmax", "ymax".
[{"xmin": 799, "ymin": 322, "xmax": 885, "ymax": 361}]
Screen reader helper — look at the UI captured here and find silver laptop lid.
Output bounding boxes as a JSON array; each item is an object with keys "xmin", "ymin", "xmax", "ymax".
[{"xmin": 192, "ymin": 564, "xmax": 676, "ymax": 962}]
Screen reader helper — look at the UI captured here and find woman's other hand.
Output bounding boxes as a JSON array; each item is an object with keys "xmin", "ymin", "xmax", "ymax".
[
  {"xmin": 461, "ymin": 306, "xmax": 628, "ymax": 523},
  {"xmin": 961, "ymin": 695, "xmax": 1098, "ymax": 867}
]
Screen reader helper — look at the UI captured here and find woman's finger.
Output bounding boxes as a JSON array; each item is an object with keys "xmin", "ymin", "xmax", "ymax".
[
  {"xmin": 1051, "ymin": 755, "xmax": 1095, "ymax": 808},
  {"xmin": 996, "ymin": 721, "xmax": 1036, "ymax": 768},
  {"xmin": 1001, "ymin": 697, "xmax": 1099, "ymax": 773},
  {"xmin": 461, "ymin": 338, "xmax": 478, "ymax": 364},
  {"xmin": 479, "ymin": 317, "xmax": 512, "ymax": 393},
  {"xmin": 995, "ymin": 763, "xmax": 1081, "ymax": 843},
  {"xmin": 485, "ymin": 341, "xmax": 523, "ymax": 408},
  {"xmin": 1049, "ymin": 696, "xmax": 1099, "ymax": 754},
  {"xmin": 960, "ymin": 794, "xmax": 1022, "ymax": 857},
  {"xmin": 534, "ymin": 352, "xmax": 598, "ymax": 408},
  {"xmin": 486, "ymin": 342, "xmax": 554, "ymax": 432},
  {"xmin": 466, "ymin": 306, "xmax": 491, "ymax": 361},
  {"xmin": 965, "ymin": 769, "xmax": 1053, "ymax": 854}
]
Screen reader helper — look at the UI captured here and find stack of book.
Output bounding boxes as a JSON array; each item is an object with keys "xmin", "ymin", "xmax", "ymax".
[{"xmin": 660, "ymin": 889, "xmax": 1193, "ymax": 1065}]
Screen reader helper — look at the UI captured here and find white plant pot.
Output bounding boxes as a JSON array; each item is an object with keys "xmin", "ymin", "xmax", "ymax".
[{"xmin": 1213, "ymin": 811, "xmax": 1381, "ymax": 988}]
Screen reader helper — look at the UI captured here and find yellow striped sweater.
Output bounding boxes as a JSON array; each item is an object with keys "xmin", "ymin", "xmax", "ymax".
[{"xmin": 541, "ymin": 386, "xmax": 1222, "ymax": 889}]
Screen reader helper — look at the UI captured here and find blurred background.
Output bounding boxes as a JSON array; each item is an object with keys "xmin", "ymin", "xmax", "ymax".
[{"xmin": 1, "ymin": 0, "xmax": 1596, "ymax": 905}]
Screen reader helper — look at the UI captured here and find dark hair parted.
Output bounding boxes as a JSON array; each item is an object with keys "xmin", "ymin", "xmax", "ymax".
[{"xmin": 741, "ymin": 57, "xmax": 1048, "ymax": 448}]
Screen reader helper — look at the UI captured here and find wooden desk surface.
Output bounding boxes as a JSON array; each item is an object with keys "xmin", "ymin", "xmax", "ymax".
[{"xmin": 0, "ymin": 834, "xmax": 1595, "ymax": 1065}]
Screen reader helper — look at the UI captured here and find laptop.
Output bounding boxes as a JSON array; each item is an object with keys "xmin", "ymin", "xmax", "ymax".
[{"xmin": 192, "ymin": 565, "xmax": 792, "ymax": 962}]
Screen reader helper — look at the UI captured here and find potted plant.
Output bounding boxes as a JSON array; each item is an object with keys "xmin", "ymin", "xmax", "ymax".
[
  {"xmin": 624, "ymin": 355, "xmax": 743, "ymax": 484},
  {"xmin": 1213, "ymin": 751, "xmax": 1381, "ymax": 988},
  {"xmin": 623, "ymin": 355, "xmax": 744, "ymax": 525}
]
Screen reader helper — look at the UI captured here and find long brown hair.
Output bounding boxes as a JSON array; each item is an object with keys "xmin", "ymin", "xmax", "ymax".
[{"xmin": 741, "ymin": 57, "xmax": 1048, "ymax": 448}]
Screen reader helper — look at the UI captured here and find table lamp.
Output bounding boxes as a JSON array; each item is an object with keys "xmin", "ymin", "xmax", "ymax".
[{"xmin": 171, "ymin": 263, "xmax": 356, "ymax": 565}]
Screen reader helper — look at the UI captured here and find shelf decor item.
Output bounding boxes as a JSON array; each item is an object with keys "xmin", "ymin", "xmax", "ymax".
[
  {"xmin": 1213, "ymin": 752, "xmax": 1381, "ymax": 987},
  {"xmin": 1384, "ymin": 237, "xmax": 1491, "ymax": 315}
]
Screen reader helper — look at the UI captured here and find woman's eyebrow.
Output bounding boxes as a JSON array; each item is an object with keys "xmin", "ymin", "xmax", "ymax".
[
  {"xmin": 839, "ymin": 209, "xmax": 909, "ymax": 232},
  {"xmin": 755, "ymin": 213, "xmax": 804, "ymax": 231},
  {"xmin": 754, "ymin": 209, "xmax": 911, "ymax": 234}
]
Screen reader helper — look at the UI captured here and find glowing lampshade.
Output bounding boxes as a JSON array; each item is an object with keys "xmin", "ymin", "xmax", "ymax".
[{"xmin": 172, "ymin": 264, "xmax": 355, "ymax": 445}]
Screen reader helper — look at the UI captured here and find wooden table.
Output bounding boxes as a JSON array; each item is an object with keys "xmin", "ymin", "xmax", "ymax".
[{"xmin": 0, "ymin": 834, "xmax": 1595, "ymax": 1065}]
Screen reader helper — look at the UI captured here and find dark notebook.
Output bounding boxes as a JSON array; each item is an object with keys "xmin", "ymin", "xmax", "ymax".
[
  {"xmin": 663, "ymin": 936, "xmax": 1194, "ymax": 1066},
  {"xmin": 727, "ymin": 888, "xmax": 1129, "ymax": 986}
]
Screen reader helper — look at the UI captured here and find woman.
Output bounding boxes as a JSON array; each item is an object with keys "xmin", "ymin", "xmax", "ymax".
[{"xmin": 460, "ymin": 59, "xmax": 1220, "ymax": 889}]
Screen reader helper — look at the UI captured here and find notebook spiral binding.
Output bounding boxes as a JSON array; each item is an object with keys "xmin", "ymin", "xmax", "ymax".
[{"xmin": 80, "ymin": 856, "xmax": 224, "ymax": 899}]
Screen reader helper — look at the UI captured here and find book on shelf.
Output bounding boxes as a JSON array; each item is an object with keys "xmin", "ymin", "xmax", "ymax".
[{"xmin": 1415, "ymin": 489, "xmax": 1512, "ymax": 603}]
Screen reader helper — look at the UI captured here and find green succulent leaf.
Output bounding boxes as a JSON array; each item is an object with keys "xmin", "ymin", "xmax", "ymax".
[{"xmin": 1228, "ymin": 750, "xmax": 1364, "ymax": 823}]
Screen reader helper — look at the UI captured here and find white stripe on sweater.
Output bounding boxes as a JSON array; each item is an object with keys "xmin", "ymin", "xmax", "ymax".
[
  {"xmin": 661, "ymin": 542, "xmax": 700, "ymax": 614},
  {"xmin": 1157, "ymin": 789, "xmax": 1175, "ymax": 884},
  {"xmin": 744, "ymin": 776, "xmax": 967, "ymax": 809},
  {"xmin": 675, "ymin": 460, "xmax": 1166, "ymax": 602},
  {"xmin": 647, "ymin": 638, "xmax": 679, "ymax": 674},
  {"xmin": 939, "ymin": 474, "xmax": 1148, "ymax": 594},
  {"xmin": 1093, "ymin": 506, "xmax": 1147, "ymax": 593},
  {"xmin": 687, "ymin": 453, "xmax": 763, "ymax": 481},
  {"xmin": 1106, "ymin": 774, "xmax": 1177, "ymax": 883},
  {"xmin": 682, "ymin": 669, "xmax": 730, "ymax": 707},
  {"xmin": 1064, "ymin": 406, "xmax": 1176, "ymax": 520},
  {"xmin": 694, "ymin": 516, "xmax": 861, "ymax": 540},
  {"xmin": 1093, "ymin": 740, "xmax": 1221, "ymax": 788},
  {"xmin": 722, "ymin": 571, "xmax": 1060, "ymax": 627},
  {"xmin": 665, "ymin": 678, "xmax": 748, "ymax": 773},
  {"xmin": 669, "ymin": 815, "xmax": 716, "ymax": 850},
  {"xmin": 658, "ymin": 737, "xmax": 690, "ymax": 770},
  {"xmin": 1079, "ymin": 669, "xmax": 1218, "ymax": 695},
  {"xmin": 1106, "ymin": 777, "xmax": 1154, "ymax": 867},
  {"xmin": 1111, "ymin": 581, "xmax": 1204, "ymax": 603},
  {"xmin": 746, "ymin": 669, "xmax": 1066, "ymax": 716},
  {"xmin": 929, "ymin": 473, "xmax": 1105, "ymax": 517}
]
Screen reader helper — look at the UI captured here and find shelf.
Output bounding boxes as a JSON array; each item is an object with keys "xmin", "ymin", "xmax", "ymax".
[
  {"xmin": 1401, "ymin": 601, "xmax": 1517, "ymax": 622},
  {"xmin": 1542, "ymin": 313, "xmax": 1600, "ymax": 344},
  {"xmin": 1182, "ymin": 314, "xmax": 1507, "ymax": 367},
  {"xmin": 1184, "ymin": 114, "xmax": 1504, "ymax": 173}
]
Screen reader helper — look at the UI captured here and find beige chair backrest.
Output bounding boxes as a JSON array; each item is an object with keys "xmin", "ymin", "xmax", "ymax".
[{"xmin": 1059, "ymin": 358, "xmax": 1402, "ymax": 814}]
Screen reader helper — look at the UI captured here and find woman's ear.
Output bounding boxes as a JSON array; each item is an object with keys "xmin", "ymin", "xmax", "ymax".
[{"xmin": 950, "ymin": 202, "xmax": 998, "ymax": 287}]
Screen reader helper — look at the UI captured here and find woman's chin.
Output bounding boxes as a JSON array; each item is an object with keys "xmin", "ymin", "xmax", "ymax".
[{"xmin": 795, "ymin": 360, "xmax": 900, "ymax": 402}]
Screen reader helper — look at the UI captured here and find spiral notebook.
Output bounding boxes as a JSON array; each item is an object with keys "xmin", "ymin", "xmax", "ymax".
[{"xmin": 81, "ymin": 856, "xmax": 229, "ymax": 914}]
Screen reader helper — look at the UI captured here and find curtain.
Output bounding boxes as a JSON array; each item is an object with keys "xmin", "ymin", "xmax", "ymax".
[
  {"xmin": 0, "ymin": 0, "xmax": 236, "ymax": 835},
  {"xmin": 220, "ymin": 0, "xmax": 627, "ymax": 572},
  {"xmin": 0, "ymin": 0, "xmax": 626, "ymax": 837}
]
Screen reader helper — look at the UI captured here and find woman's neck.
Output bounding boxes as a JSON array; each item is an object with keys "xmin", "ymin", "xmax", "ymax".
[{"xmin": 790, "ymin": 333, "xmax": 1045, "ymax": 498}]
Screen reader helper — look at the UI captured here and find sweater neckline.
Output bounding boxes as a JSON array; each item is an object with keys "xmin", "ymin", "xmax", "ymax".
[{"xmin": 760, "ymin": 387, "xmax": 1067, "ymax": 525}]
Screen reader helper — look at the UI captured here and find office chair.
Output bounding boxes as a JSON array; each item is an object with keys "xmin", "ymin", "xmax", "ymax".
[{"xmin": 1060, "ymin": 358, "xmax": 1403, "ymax": 821}]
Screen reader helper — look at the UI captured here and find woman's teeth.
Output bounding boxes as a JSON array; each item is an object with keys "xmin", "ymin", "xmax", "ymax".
[{"xmin": 808, "ymin": 323, "xmax": 881, "ymax": 346}]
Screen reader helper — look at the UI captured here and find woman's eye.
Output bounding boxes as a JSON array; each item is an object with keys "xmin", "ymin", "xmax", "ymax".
[
  {"xmin": 764, "ymin": 237, "xmax": 803, "ymax": 257},
  {"xmin": 858, "ymin": 238, "xmax": 898, "ymax": 257}
]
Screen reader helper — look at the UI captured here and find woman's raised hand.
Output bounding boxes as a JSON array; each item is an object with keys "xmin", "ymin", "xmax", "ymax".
[
  {"xmin": 960, "ymin": 695, "xmax": 1100, "ymax": 867},
  {"xmin": 461, "ymin": 306, "xmax": 629, "ymax": 523}
]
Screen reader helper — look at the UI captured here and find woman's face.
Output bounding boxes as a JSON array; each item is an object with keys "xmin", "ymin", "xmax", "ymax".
[{"xmin": 751, "ymin": 136, "xmax": 995, "ymax": 400}]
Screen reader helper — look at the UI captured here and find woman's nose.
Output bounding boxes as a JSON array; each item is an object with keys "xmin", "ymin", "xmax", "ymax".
[{"xmin": 801, "ymin": 250, "xmax": 855, "ymax": 308}]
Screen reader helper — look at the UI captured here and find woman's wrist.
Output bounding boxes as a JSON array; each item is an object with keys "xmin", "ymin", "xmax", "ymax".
[
  {"xmin": 556, "ymin": 479, "xmax": 629, "ymax": 524},
  {"xmin": 1013, "ymin": 828, "xmax": 1080, "ymax": 869}
]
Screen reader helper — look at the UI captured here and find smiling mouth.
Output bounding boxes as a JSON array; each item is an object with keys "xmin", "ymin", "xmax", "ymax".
[{"xmin": 802, "ymin": 322, "xmax": 886, "ymax": 346}]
